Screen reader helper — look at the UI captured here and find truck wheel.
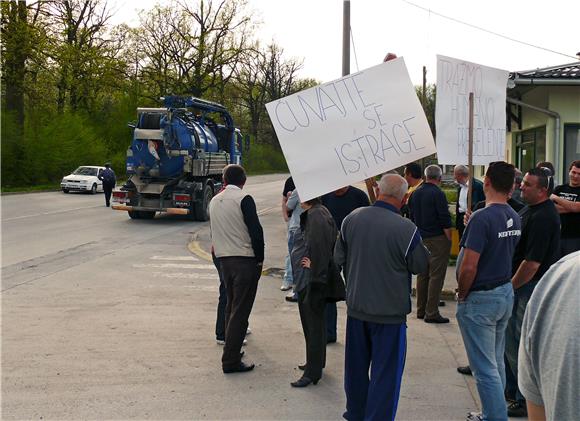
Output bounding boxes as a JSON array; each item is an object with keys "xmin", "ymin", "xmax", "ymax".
[
  {"xmin": 62, "ymin": 189, "xmax": 69, "ymax": 193},
  {"xmin": 139, "ymin": 211, "xmax": 156, "ymax": 219},
  {"xmin": 90, "ymin": 183, "xmax": 97, "ymax": 194},
  {"xmin": 128, "ymin": 210, "xmax": 141, "ymax": 219},
  {"xmin": 194, "ymin": 184, "xmax": 213, "ymax": 221}
]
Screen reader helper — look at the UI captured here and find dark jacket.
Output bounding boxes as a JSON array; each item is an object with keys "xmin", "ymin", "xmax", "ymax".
[
  {"xmin": 455, "ymin": 178, "xmax": 485, "ymax": 217},
  {"xmin": 408, "ymin": 182, "xmax": 452, "ymax": 238},
  {"xmin": 291, "ymin": 204, "xmax": 345, "ymax": 301}
]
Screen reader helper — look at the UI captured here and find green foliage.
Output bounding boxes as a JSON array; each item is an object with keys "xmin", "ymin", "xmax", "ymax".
[
  {"xmin": 442, "ymin": 188, "xmax": 458, "ymax": 204},
  {"xmin": 243, "ymin": 141, "xmax": 288, "ymax": 175}
]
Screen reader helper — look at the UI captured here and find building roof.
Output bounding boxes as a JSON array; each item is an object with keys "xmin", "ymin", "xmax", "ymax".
[{"xmin": 509, "ymin": 62, "xmax": 580, "ymax": 86}]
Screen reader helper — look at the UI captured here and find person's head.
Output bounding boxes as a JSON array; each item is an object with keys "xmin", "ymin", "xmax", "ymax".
[
  {"xmin": 536, "ymin": 161, "xmax": 555, "ymax": 176},
  {"xmin": 333, "ymin": 186, "xmax": 350, "ymax": 196},
  {"xmin": 376, "ymin": 174, "xmax": 408, "ymax": 209},
  {"xmin": 568, "ymin": 160, "xmax": 580, "ymax": 187},
  {"xmin": 514, "ymin": 168, "xmax": 523, "ymax": 190},
  {"xmin": 104, "ymin": 163, "xmax": 111, "ymax": 168},
  {"xmin": 300, "ymin": 196, "xmax": 321, "ymax": 210},
  {"xmin": 425, "ymin": 165, "xmax": 443, "ymax": 184},
  {"xmin": 222, "ymin": 164, "xmax": 246, "ymax": 187},
  {"xmin": 521, "ymin": 167, "xmax": 554, "ymax": 205},
  {"xmin": 404, "ymin": 162, "xmax": 422, "ymax": 184},
  {"xmin": 384, "ymin": 52, "xmax": 397, "ymax": 62},
  {"xmin": 453, "ymin": 164, "xmax": 469, "ymax": 185},
  {"xmin": 484, "ymin": 161, "xmax": 515, "ymax": 197}
]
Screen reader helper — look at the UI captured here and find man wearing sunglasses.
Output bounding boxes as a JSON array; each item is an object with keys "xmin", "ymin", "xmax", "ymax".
[{"xmin": 504, "ymin": 167, "xmax": 561, "ymax": 417}]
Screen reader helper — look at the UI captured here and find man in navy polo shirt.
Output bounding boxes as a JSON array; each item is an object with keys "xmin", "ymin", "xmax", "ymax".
[{"xmin": 456, "ymin": 161, "xmax": 522, "ymax": 421}]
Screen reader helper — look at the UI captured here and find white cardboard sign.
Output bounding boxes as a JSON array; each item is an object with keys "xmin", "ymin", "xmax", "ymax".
[
  {"xmin": 435, "ymin": 55, "xmax": 509, "ymax": 165},
  {"xmin": 265, "ymin": 58, "xmax": 436, "ymax": 202}
]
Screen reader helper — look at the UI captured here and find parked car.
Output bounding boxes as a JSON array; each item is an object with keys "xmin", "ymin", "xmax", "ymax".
[{"xmin": 61, "ymin": 166, "xmax": 105, "ymax": 194}]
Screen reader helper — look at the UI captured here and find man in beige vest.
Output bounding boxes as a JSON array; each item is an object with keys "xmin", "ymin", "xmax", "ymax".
[{"xmin": 209, "ymin": 164, "xmax": 264, "ymax": 373}]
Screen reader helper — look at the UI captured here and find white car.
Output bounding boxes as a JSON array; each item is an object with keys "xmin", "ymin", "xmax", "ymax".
[{"xmin": 61, "ymin": 166, "xmax": 105, "ymax": 194}]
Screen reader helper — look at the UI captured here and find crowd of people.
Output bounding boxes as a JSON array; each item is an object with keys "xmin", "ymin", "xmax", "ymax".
[{"xmin": 208, "ymin": 159, "xmax": 579, "ymax": 421}]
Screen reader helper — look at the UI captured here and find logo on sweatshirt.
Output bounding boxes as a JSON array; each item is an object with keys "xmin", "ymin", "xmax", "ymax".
[{"xmin": 507, "ymin": 218, "xmax": 513, "ymax": 229}]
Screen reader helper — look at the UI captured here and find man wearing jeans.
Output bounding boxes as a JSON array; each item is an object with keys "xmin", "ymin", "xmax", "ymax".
[
  {"xmin": 408, "ymin": 165, "xmax": 452, "ymax": 323},
  {"xmin": 456, "ymin": 161, "xmax": 522, "ymax": 421}
]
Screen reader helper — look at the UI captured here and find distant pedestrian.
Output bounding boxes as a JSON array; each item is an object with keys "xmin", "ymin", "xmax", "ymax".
[
  {"xmin": 453, "ymin": 164, "xmax": 485, "ymax": 239},
  {"xmin": 335, "ymin": 174, "xmax": 429, "ymax": 421},
  {"xmin": 281, "ymin": 177, "xmax": 295, "ymax": 291},
  {"xmin": 321, "ymin": 185, "xmax": 369, "ymax": 343},
  {"xmin": 284, "ymin": 189, "xmax": 305, "ymax": 303},
  {"xmin": 408, "ymin": 165, "xmax": 452, "ymax": 323},
  {"xmin": 401, "ymin": 162, "xmax": 423, "ymax": 219},
  {"xmin": 511, "ymin": 168, "xmax": 524, "ymax": 204},
  {"xmin": 550, "ymin": 160, "xmax": 580, "ymax": 256},
  {"xmin": 98, "ymin": 163, "xmax": 116, "ymax": 207},
  {"xmin": 290, "ymin": 197, "xmax": 343, "ymax": 388},
  {"xmin": 518, "ymin": 251, "xmax": 580, "ymax": 421},
  {"xmin": 456, "ymin": 161, "xmax": 522, "ymax": 421},
  {"xmin": 505, "ymin": 167, "xmax": 560, "ymax": 417},
  {"xmin": 209, "ymin": 164, "xmax": 264, "ymax": 374}
]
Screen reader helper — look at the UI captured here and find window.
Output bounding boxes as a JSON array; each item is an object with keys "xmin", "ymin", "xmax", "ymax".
[
  {"xmin": 516, "ymin": 126, "xmax": 546, "ymax": 172},
  {"xmin": 563, "ymin": 124, "xmax": 580, "ymax": 180}
]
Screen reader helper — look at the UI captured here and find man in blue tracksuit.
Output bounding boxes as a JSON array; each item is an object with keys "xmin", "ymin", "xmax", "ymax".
[
  {"xmin": 335, "ymin": 174, "xmax": 429, "ymax": 421},
  {"xmin": 98, "ymin": 163, "xmax": 116, "ymax": 207}
]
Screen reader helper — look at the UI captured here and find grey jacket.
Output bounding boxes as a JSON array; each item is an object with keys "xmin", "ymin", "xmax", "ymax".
[{"xmin": 334, "ymin": 201, "xmax": 429, "ymax": 324}]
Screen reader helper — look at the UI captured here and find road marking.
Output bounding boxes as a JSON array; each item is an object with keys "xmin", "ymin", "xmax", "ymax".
[
  {"xmin": 150, "ymin": 272, "xmax": 218, "ymax": 279},
  {"xmin": 188, "ymin": 241, "xmax": 213, "ymax": 262},
  {"xmin": 149, "ymin": 255, "xmax": 199, "ymax": 261},
  {"xmin": 132, "ymin": 263, "xmax": 215, "ymax": 269},
  {"xmin": 2, "ymin": 205, "xmax": 104, "ymax": 222},
  {"xmin": 257, "ymin": 206, "xmax": 276, "ymax": 216}
]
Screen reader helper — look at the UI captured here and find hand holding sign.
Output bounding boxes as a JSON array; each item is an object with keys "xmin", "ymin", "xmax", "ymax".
[{"xmin": 266, "ymin": 58, "xmax": 436, "ymax": 202}]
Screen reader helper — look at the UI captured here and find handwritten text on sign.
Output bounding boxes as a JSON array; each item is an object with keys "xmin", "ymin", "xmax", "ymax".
[
  {"xmin": 435, "ymin": 55, "xmax": 509, "ymax": 165},
  {"xmin": 266, "ymin": 58, "xmax": 436, "ymax": 202}
]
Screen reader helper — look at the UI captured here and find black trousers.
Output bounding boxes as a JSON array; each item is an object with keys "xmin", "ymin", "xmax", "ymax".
[
  {"xmin": 298, "ymin": 283, "xmax": 327, "ymax": 381},
  {"xmin": 212, "ymin": 254, "xmax": 227, "ymax": 341},
  {"xmin": 103, "ymin": 183, "xmax": 114, "ymax": 206},
  {"xmin": 219, "ymin": 256, "xmax": 260, "ymax": 370},
  {"xmin": 456, "ymin": 211, "xmax": 466, "ymax": 239}
]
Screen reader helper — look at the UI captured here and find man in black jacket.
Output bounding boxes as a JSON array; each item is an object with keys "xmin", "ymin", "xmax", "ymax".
[
  {"xmin": 98, "ymin": 163, "xmax": 116, "ymax": 207},
  {"xmin": 454, "ymin": 165, "xmax": 485, "ymax": 239}
]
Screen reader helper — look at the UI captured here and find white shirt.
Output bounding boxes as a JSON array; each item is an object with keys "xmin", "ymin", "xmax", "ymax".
[{"xmin": 458, "ymin": 182, "xmax": 469, "ymax": 213}]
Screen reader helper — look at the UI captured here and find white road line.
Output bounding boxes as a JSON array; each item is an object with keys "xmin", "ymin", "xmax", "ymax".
[
  {"xmin": 151, "ymin": 272, "xmax": 218, "ymax": 279},
  {"xmin": 2, "ymin": 205, "xmax": 103, "ymax": 222},
  {"xmin": 257, "ymin": 206, "xmax": 277, "ymax": 216},
  {"xmin": 132, "ymin": 263, "xmax": 215, "ymax": 270},
  {"xmin": 149, "ymin": 255, "xmax": 199, "ymax": 261}
]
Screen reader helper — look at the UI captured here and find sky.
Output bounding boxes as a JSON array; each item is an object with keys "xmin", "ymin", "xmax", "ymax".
[{"xmin": 112, "ymin": 0, "xmax": 580, "ymax": 86}]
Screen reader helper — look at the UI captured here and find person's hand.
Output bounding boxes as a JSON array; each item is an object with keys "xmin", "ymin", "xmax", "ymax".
[
  {"xmin": 301, "ymin": 257, "xmax": 311, "ymax": 268},
  {"xmin": 287, "ymin": 190, "xmax": 293, "ymax": 198},
  {"xmin": 463, "ymin": 209, "xmax": 472, "ymax": 226}
]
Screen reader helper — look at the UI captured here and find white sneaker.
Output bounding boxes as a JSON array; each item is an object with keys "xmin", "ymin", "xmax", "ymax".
[
  {"xmin": 246, "ymin": 327, "xmax": 252, "ymax": 335},
  {"xmin": 216, "ymin": 339, "xmax": 247, "ymax": 346},
  {"xmin": 280, "ymin": 284, "xmax": 292, "ymax": 291},
  {"xmin": 466, "ymin": 412, "xmax": 483, "ymax": 421}
]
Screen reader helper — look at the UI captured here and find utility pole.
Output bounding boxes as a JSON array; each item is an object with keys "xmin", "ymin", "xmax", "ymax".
[{"xmin": 342, "ymin": 0, "xmax": 350, "ymax": 77}]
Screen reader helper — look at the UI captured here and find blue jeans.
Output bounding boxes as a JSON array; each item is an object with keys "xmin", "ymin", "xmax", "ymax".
[
  {"xmin": 504, "ymin": 282, "xmax": 536, "ymax": 405},
  {"xmin": 457, "ymin": 283, "xmax": 514, "ymax": 421},
  {"xmin": 283, "ymin": 229, "xmax": 297, "ymax": 287}
]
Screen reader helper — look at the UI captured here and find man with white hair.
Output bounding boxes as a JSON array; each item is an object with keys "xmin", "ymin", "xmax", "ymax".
[
  {"xmin": 454, "ymin": 164, "xmax": 485, "ymax": 239},
  {"xmin": 408, "ymin": 165, "xmax": 453, "ymax": 323},
  {"xmin": 335, "ymin": 174, "xmax": 429, "ymax": 421}
]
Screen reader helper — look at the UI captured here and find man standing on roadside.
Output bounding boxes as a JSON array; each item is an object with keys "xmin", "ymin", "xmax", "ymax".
[
  {"xmin": 454, "ymin": 164, "xmax": 485, "ymax": 239},
  {"xmin": 401, "ymin": 162, "xmax": 423, "ymax": 219},
  {"xmin": 322, "ymin": 185, "xmax": 369, "ymax": 343},
  {"xmin": 99, "ymin": 163, "xmax": 116, "ymax": 207},
  {"xmin": 456, "ymin": 162, "xmax": 522, "ymax": 421},
  {"xmin": 209, "ymin": 164, "xmax": 264, "ymax": 374},
  {"xmin": 505, "ymin": 167, "xmax": 560, "ymax": 417},
  {"xmin": 551, "ymin": 160, "xmax": 580, "ymax": 256},
  {"xmin": 335, "ymin": 174, "xmax": 429, "ymax": 421},
  {"xmin": 408, "ymin": 165, "xmax": 452, "ymax": 323}
]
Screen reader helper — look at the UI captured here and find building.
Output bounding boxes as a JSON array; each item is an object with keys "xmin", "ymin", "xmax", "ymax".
[{"xmin": 506, "ymin": 61, "xmax": 580, "ymax": 183}]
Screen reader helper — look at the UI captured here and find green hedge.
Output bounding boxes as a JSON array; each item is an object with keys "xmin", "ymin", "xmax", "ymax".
[{"xmin": 243, "ymin": 142, "xmax": 288, "ymax": 175}]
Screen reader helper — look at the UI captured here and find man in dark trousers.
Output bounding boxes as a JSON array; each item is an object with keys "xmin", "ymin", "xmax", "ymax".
[
  {"xmin": 335, "ymin": 174, "xmax": 429, "ymax": 421},
  {"xmin": 209, "ymin": 164, "xmax": 264, "ymax": 374},
  {"xmin": 321, "ymin": 185, "xmax": 369, "ymax": 343},
  {"xmin": 456, "ymin": 162, "xmax": 522, "ymax": 421},
  {"xmin": 98, "ymin": 163, "xmax": 116, "ymax": 207},
  {"xmin": 454, "ymin": 164, "xmax": 485, "ymax": 239},
  {"xmin": 505, "ymin": 167, "xmax": 560, "ymax": 417},
  {"xmin": 551, "ymin": 160, "xmax": 580, "ymax": 256},
  {"xmin": 408, "ymin": 165, "xmax": 452, "ymax": 323}
]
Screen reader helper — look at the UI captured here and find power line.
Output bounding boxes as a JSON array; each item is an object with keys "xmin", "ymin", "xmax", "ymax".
[
  {"xmin": 350, "ymin": 27, "xmax": 360, "ymax": 72},
  {"xmin": 401, "ymin": 0, "xmax": 578, "ymax": 61}
]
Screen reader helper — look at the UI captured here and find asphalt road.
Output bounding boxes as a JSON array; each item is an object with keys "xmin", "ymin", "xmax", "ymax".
[{"xmin": 1, "ymin": 174, "xmax": 480, "ymax": 420}]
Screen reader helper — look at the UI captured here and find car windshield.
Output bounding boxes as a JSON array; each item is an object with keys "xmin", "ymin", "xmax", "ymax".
[{"xmin": 73, "ymin": 167, "xmax": 98, "ymax": 176}]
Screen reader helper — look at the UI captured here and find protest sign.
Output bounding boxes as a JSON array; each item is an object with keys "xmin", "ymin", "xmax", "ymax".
[
  {"xmin": 265, "ymin": 58, "xmax": 436, "ymax": 202},
  {"xmin": 435, "ymin": 55, "xmax": 509, "ymax": 165}
]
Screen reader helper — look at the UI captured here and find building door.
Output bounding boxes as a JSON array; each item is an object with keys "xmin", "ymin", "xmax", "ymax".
[
  {"xmin": 563, "ymin": 124, "xmax": 580, "ymax": 181},
  {"xmin": 516, "ymin": 126, "xmax": 546, "ymax": 171}
]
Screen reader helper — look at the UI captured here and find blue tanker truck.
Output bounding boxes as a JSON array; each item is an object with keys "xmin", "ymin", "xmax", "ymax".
[{"xmin": 112, "ymin": 96, "xmax": 242, "ymax": 220}]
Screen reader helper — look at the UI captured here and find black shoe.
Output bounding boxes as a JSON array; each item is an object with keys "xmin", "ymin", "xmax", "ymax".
[
  {"xmin": 417, "ymin": 314, "xmax": 425, "ymax": 319},
  {"xmin": 285, "ymin": 295, "xmax": 298, "ymax": 303},
  {"xmin": 457, "ymin": 365, "xmax": 472, "ymax": 376},
  {"xmin": 223, "ymin": 362, "xmax": 255, "ymax": 374},
  {"xmin": 425, "ymin": 315, "xmax": 450, "ymax": 324},
  {"xmin": 326, "ymin": 338, "xmax": 337, "ymax": 344},
  {"xmin": 438, "ymin": 300, "xmax": 446, "ymax": 307},
  {"xmin": 291, "ymin": 376, "xmax": 318, "ymax": 387},
  {"xmin": 507, "ymin": 401, "xmax": 527, "ymax": 417},
  {"xmin": 298, "ymin": 364, "xmax": 306, "ymax": 371}
]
